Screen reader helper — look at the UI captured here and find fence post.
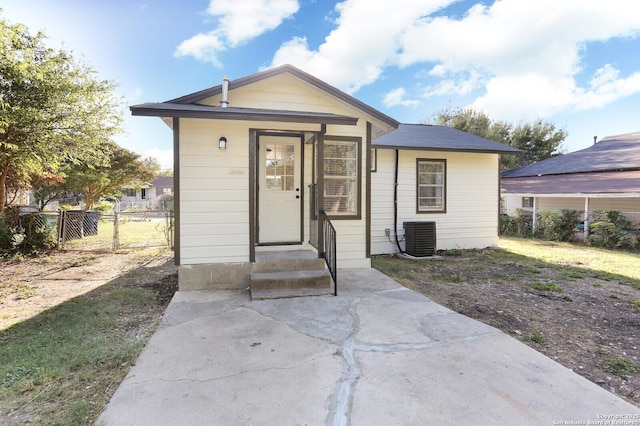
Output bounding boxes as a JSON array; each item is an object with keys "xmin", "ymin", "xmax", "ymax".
[
  {"xmin": 113, "ymin": 212, "xmax": 119, "ymax": 250},
  {"xmin": 57, "ymin": 211, "xmax": 64, "ymax": 249}
]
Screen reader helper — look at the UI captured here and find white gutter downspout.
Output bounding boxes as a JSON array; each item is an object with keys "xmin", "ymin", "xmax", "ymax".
[
  {"xmin": 532, "ymin": 197, "xmax": 538, "ymax": 233},
  {"xmin": 220, "ymin": 75, "xmax": 229, "ymax": 108},
  {"xmin": 584, "ymin": 197, "xmax": 590, "ymax": 238}
]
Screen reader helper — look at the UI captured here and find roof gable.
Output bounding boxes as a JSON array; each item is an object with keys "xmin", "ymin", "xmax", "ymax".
[
  {"xmin": 502, "ymin": 132, "xmax": 640, "ymax": 178},
  {"xmin": 372, "ymin": 124, "xmax": 522, "ymax": 154},
  {"xmin": 165, "ymin": 64, "xmax": 399, "ymax": 130}
]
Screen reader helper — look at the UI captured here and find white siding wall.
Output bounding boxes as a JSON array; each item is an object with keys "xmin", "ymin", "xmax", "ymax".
[
  {"xmin": 178, "ymin": 71, "xmax": 377, "ymax": 268},
  {"xmin": 179, "ymin": 119, "xmax": 251, "ymax": 264},
  {"xmin": 503, "ymin": 195, "xmax": 525, "ymax": 214},
  {"xmin": 371, "ymin": 149, "xmax": 500, "ymax": 254}
]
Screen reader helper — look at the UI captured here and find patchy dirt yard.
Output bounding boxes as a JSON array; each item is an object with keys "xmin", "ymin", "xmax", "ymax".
[
  {"xmin": 0, "ymin": 248, "xmax": 177, "ymax": 331},
  {"xmin": 373, "ymin": 241, "xmax": 640, "ymax": 407}
]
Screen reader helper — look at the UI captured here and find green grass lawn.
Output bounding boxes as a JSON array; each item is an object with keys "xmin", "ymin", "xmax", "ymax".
[
  {"xmin": 62, "ymin": 216, "xmax": 172, "ymax": 251},
  {"xmin": 0, "ymin": 249, "xmax": 174, "ymax": 425},
  {"xmin": 499, "ymin": 237, "xmax": 640, "ymax": 286}
]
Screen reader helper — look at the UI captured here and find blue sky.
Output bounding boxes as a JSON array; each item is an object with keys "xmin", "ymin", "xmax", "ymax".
[{"xmin": 3, "ymin": 0, "xmax": 640, "ymax": 169}]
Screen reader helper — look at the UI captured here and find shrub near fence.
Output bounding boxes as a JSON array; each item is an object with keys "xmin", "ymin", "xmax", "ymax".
[
  {"xmin": 587, "ymin": 210, "xmax": 640, "ymax": 251},
  {"xmin": 0, "ymin": 209, "xmax": 58, "ymax": 253},
  {"xmin": 537, "ymin": 209, "xmax": 582, "ymax": 242},
  {"xmin": 500, "ymin": 208, "xmax": 640, "ymax": 252}
]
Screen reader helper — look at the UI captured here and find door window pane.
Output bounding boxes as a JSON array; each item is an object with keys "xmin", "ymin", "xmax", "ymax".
[{"xmin": 265, "ymin": 144, "xmax": 295, "ymax": 191}]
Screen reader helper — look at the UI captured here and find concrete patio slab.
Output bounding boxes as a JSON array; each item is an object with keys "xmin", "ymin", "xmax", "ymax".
[{"xmin": 98, "ymin": 268, "xmax": 640, "ymax": 425}]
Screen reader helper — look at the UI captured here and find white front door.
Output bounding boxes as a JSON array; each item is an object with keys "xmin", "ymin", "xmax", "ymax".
[{"xmin": 258, "ymin": 135, "xmax": 302, "ymax": 244}]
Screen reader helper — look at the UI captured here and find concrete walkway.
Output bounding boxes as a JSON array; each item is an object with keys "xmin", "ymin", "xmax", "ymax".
[{"xmin": 99, "ymin": 269, "xmax": 640, "ymax": 425}]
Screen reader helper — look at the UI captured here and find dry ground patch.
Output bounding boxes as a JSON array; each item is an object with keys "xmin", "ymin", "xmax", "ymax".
[{"xmin": 0, "ymin": 248, "xmax": 177, "ymax": 424}]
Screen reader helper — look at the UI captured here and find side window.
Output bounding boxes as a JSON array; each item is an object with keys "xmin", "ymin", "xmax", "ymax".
[
  {"xmin": 324, "ymin": 139, "xmax": 360, "ymax": 218},
  {"xmin": 522, "ymin": 197, "xmax": 534, "ymax": 208},
  {"xmin": 417, "ymin": 159, "xmax": 446, "ymax": 213}
]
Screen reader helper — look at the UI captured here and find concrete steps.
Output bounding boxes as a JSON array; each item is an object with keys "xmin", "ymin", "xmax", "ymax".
[{"xmin": 250, "ymin": 250, "xmax": 334, "ymax": 300}]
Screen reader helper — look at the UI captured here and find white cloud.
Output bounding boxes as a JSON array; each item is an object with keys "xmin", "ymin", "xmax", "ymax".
[
  {"xmin": 270, "ymin": 0, "xmax": 453, "ymax": 93},
  {"xmin": 578, "ymin": 66, "xmax": 640, "ymax": 110},
  {"xmin": 422, "ymin": 70, "xmax": 484, "ymax": 98},
  {"xmin": 207, "ymin": 0, "xmax": 299, "ymax": 46},
  {"xmin": 268, "ymin": 0, "xmax": 640, "ymax": 119},
  {"xmin": 383, "ymin": 87, "xmax": 420, "ymax": 108},
  {"xmin": 175, "ymin": 32, "xmax": 226, "ymax": 65},
  {"xmin": 176, "ymin": 0, "xmax": 299, "ymax": 64}
]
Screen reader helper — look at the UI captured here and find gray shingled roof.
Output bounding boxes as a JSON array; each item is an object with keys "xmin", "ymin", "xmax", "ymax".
[
  {"xmin": 372, "ymin": 124, "xmax": 522, "ymax": 154},
  {"xmin": 151, "ymin": 176, "xmax": 173, "ymax": 187},
  {"xmin": 502, "ymin": 132, "xmax": 640, "ymax": 178}
]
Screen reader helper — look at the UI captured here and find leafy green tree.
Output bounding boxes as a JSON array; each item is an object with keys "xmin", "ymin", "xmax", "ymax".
[
  {"xmin": 142, "ymin": 156, "xmax": 162, "ymax": 178},
  {"xmin": 62, "ymin": 142, "xmax": 155, "ymax": 210},
  {"xmin": 507, "ymin": 119, "xmax": 567, "ymax": 168},
  {"xmin": 433, "ymin": 107, "xmax": 566, "ymax": 170},
  {"xmin": 0, "ymin": 17, "xmax": 123, "ymax": 206}
]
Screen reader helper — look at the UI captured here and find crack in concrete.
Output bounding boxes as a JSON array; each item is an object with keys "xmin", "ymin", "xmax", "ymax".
[
  {"xmin": 323, "ymin": 295, "xmax": 503, "ymax": 426},
  {"xmin": 326, "ymin": 297, "xmax": 361, "ymax": 426},
  {"xmin": 352, "ymin": 330, "xmax": 503, "ymax": 353},
  {"xmin": 125, "ymin": 350, "xmax": 333, "ymax": 387}
]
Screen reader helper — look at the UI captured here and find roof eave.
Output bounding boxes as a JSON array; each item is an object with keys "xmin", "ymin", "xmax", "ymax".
[
  {"xmin": 373, "ymin": 143, "xmax": 522, "ymax": 155},
  {"xmin": 130, "ymin": 105, "xmax": 359, "ymax": 126}
]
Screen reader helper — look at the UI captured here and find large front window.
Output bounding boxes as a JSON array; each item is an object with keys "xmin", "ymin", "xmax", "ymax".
[
  {"xmin": 417, "ymin": 159, "xmax": 446, "ymax": 213},
  {"xmin": 324, "ymin": 139, "xmax": 360, "ymax": 217}
]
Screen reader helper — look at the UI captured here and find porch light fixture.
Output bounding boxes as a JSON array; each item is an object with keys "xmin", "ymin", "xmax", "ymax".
[{"xmin": 219, "ymin": 136, "xmax": 227, "ymax": 150}]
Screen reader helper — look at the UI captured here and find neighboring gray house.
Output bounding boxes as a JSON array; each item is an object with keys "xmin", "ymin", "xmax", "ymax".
[
  {"xmin": 121, "ymin": 176, "xmax": 174, "ymax": 210},
  {"xmin": 501, "ymin": 132, "xmax": 640, "ymax": 231}
]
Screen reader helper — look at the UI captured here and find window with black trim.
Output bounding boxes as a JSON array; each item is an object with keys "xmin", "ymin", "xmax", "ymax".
[
  {"xmin": 324, "ymin": 139, "xmax": 360, "ymax": 217},
  {"xmin": 417, "ymin": 159, "xmax": 446, "ymax": 213}
]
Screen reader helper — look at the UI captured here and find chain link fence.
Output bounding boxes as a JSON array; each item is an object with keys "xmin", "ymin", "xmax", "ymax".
[{"xmin": 56, "ymin": 210, "xmax": 173, "ymax": 251}]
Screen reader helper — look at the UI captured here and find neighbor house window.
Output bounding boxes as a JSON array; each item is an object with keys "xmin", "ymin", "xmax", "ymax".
[
  {"xmin": 417, "ymin": 159, "xmax": 446, "ymax": 213},
  {"xmin": 125, "ymin": 188, "xmax": 136, "ymax": 197},
  {"xmin": 141, "ymin": 188, "xmax": 147, "ymax": 200},
  {"xmin": 324, "ymin": 139, "xmax": 360, "ymax": 218},
  {"xmin": 522, "ymin": 197, "xmax": 534, "ymax": 208}
]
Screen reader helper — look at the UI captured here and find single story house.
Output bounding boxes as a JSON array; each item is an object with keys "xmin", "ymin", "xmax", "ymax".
[
  {"xmin": 120, "ymin": 176, "xmax": 174, "ymax": 210},
  {"xmin": 131, "ymin": 64, "xmax": 519, "ymax": 297},
  {"xmin": 501, "ymin": 132, "xmax": 640, "ymax": 232}
]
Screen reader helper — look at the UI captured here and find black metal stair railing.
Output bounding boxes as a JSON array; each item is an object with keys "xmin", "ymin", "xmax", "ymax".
[{"xmin": 319, "ymin": 210, "xmax": 337, "ymax": 296}]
